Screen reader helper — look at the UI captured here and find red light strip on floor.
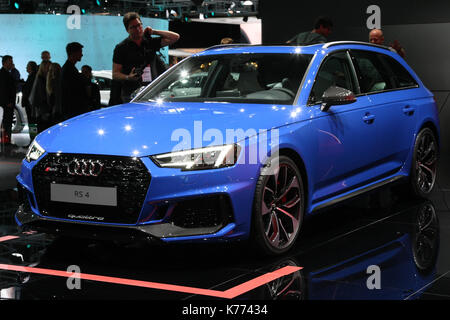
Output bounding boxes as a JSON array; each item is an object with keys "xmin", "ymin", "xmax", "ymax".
[
  {"xmin": 0, "ymin": 263, "xmax": 302, "ymax": 299},
  {"xmin": 0, "ymin": 236, "xmax": 20, "ymax": 243}
]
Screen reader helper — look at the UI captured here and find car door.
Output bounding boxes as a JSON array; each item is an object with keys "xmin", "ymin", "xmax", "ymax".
[
  {"xmin": 349, "ymin": 50, "xmax": 417, "ymax": 171},
  {"xmin": 308, "ymin": 50, "xmax": 379, "ymax": 204},
  {"xmin": 378, "ymin": 53, "xmax": 419, "ymax": 163}
]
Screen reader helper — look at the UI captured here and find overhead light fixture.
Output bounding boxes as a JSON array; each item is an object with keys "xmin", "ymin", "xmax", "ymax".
[{"xmin": 242, "ymin": 0, "xmax": 253, "ymax": 5}]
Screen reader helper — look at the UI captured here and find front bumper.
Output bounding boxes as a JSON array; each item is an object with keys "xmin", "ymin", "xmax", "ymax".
[{"xmin": 15, "ymin": 202, "xmax": 238, "ymax": 243}]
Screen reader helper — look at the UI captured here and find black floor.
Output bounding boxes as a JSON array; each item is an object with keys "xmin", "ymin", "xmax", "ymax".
[{"xmin": 1, "ymin": 140, "xmax": 450, "ymax": 301}]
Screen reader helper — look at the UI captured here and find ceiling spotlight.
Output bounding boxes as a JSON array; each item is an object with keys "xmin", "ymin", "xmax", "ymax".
[{"xmin": 242, "ymin": 0, "xmax": 253, "ymax": 5}]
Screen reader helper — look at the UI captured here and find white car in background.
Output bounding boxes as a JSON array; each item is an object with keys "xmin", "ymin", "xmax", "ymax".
[
  {"xmin": 0, "ymin": 92, "xmax": 28, "ymax": 134},
  {"xmin": 0, "ymin": 92, "xmax": 30, "ymax": 147},
  {"xmin": 92, "ymin": 70, "xmax": 112, "ymax": 107}
]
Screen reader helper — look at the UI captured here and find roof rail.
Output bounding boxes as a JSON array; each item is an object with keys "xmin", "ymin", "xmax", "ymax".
[
  {"xmin": 322, "ymin": 41, "xmax": 394, "ymax": 52},
  {"xmin": 203, "ymin": 44, "xmax": 260, "ymax": 51}
]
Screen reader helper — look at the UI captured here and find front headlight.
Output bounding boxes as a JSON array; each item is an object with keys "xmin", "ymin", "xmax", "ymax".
[
  {"xmin": 151, "ymin": 144, "xmax": 241, "ymax": 171},
  {"xmin": 25, "ymin": 140, "xmax": 45, "ymax": 162}
]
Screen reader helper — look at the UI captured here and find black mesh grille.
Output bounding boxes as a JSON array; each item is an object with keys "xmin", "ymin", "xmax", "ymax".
[
  {"xmin": 170, "ymin": 195, "xmax": 233, "ymax": 228},
  {"xmin": 32, "ymin": 153, "xmax": 151, "ymax": 224}
]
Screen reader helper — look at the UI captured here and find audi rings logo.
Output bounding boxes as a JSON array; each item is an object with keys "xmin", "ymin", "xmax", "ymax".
[{"xmin": 67, "ymin": 159, "xmax": 104, "ymax": 177}]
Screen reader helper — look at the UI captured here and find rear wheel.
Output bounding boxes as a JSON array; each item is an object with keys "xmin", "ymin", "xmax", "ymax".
[
  {"xmin": 410, "ymin": 128, "xmax": 438, "ymax": 198},
  {"xmin": 251, "ymin": 156, "xmax": 305, "ymax": 256}
]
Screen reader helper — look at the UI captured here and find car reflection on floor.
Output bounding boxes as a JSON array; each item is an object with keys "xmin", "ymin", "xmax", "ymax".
[{"xmin": 0, "ymin": 185, "xmax": 440, "ymax": 300}]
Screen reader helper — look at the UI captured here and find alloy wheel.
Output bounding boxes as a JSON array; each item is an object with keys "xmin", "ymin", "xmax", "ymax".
[
  {"xmin": 414, "ymin": 130, "xmax": 437, "ymax": 194},
  {"xmin": 260, "ymin": 161, "xmax": 303, "ymax": 251}
]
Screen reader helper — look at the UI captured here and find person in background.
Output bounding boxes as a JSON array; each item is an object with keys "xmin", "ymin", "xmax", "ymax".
[
  {"xmin": 10, "ymin": 63, "xmax": 22, "ymax": 92},
  {"xmin": 29, "ymin": 61, "xmax": 51, "ymax": 133},
  {"xmin": 108, "ymin": 80, "xmax": 123, "ymax": 106},
  {"xmin": 40, "ymin": 50, "xmax": 51, "ymax": 64},
  {"xmin": 61, "ymin": 42, "xmax": 89, "ymax": 120},
  {"xmin": 22, "ymin": 61, "xmax": 38, "ymax": 125},
  {"xmin": 369, "ymin": 29, "xmax": 406, "ymax": 58},
  {"xmin": 81, "ymin": 65, "xmax": 101, "ymax": 111},
  {"xmin": 0, "ymin": 55, "xmax": 16, "ymax": 146},
  {"xmin": 46, "ymin": 62, "xmax": 62, "ymax": 125},
  {"xmin": 113, "ymin": 11, "xmax": 179, "ymax": 102},
  {"xmin": 286, "ymin": 16, "xmax": 333, "ymax": 45}
]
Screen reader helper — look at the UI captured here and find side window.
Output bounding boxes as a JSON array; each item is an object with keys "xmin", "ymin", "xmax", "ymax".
[
  {"xmin": 350, "ymin": 50, "xmax": 394, "ymax": 94},
  {"xmin": 381, "ymin": 55, "xmax": 418, "ymax": 89},
  {"xmin": 310, "ymin": 51, "xmax": 355, "ymax": 104}
]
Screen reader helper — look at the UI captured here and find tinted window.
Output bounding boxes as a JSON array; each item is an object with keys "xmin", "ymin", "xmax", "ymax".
[
  {"xmin": 137, "ymin": 53, "xmax": 312, "ymax": 105},
  {"xmin": 381, "ymin": 55, "xmax": 418, "ymax": 88},
  {"xmin": 350, "ymin": 50, "xmax": 394, "ymax": 94},
  {"xmin": 93, "ymin": 77, "xmax": 112, "ymax": 91},
  {"xmin": 310, "ymin": 51, "xmax": 355, "ymax": 104}
]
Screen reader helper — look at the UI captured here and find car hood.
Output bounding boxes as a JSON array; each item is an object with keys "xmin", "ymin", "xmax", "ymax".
[{"xmin": 36, "ymin": 102, "xmax": 306, "ymax": 157}]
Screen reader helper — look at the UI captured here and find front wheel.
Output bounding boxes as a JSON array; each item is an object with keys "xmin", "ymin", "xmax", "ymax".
[
  {"xmin": 251, "ymin": 156, "xmax": 305, "ymax": 256},
  {"xmin": 410, "ymin": 128, "xmax": 438, "ymax": 198}
]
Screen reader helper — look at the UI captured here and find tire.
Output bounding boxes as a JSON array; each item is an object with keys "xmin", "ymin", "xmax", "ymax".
[
  {"xmin": 12, "ymin": 106, "xmax": 24, "ymax": 133},
  {"xmin": 409, "ymin": 128, "xmax": 438, "ymax": 198},
  {"xmin": 251, "ymin": 155, "xmax": 305, "ymax": 256}
]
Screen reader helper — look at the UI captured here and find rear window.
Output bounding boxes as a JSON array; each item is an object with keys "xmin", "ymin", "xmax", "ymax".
[
  {"xmin": 381, "ymin": 55, "xmax": 418, "ymax": 89},
  {"xmin": 136, "ymin": 53, "xmax": 313, "ymax": 105},
  {"xmin": 350, "ymin": 50, "xmax": 394, "ymax": 94}
]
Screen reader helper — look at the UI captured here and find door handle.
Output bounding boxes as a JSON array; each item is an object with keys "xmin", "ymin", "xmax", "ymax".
[
  {"xmin": 363, "ymin": 113, "xmax": 375, "ymax": 124},
  {"xmin": 403, "ymin": 105, "xmax": 415, "ymax": 116}
]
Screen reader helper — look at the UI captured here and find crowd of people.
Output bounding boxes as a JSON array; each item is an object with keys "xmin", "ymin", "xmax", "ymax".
[
  {"xmin": 0, "ymin": 11, "xmax": 180, "ymax": 147},
  {"xmin": 0, "ymin": 46, "xmax": 103, "ymax": 146},
  {"xmin": 1, "ymin": 12, "xmax": 407, "ymax": 148}
]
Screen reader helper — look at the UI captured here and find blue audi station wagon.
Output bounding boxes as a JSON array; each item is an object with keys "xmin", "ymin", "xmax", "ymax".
[{"xmin": 16, "ymin": 42, "xmax": 440, "ymax": 255}]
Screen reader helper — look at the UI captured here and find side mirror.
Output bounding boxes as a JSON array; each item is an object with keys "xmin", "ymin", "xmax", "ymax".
[
  {"xmin": 130, "ymin": 86, "xmax": 146, "ymax": 101},
  {"xmin": 320, "ymin": 86, "xmax": 357, "ymax": 112}
]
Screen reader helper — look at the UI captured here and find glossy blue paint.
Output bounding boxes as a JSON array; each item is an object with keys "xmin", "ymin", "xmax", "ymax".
[{"xmin": 16, "ymin": 43, "xmax": 440, "ymax": 243}]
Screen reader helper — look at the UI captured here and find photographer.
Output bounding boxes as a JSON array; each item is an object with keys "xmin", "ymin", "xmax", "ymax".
[{"xmin": 113, "ymin": 12, "xmax": 179, "ymax": 102}]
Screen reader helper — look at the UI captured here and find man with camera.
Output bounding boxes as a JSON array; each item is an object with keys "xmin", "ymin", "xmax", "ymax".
[{"xmin": 113, "ymin": 12, "xmax": 180, "ymax": 102}]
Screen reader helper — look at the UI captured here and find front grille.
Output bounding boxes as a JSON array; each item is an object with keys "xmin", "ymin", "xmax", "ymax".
[{"xmin": 32, "ymin": 153, "xmax": 151, "ymax": 224}]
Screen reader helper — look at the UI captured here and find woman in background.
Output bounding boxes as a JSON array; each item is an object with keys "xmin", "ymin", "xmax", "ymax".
[
  {"xmin": 22, "ymin": 61, "xmax": 38, "ymax": 125},
  {"xmin": 29, "ymin": 60, "xmax": 51, "ymax": 133},
  {"xmin": 46, "ymin": 62, "xmax": 62, "ymax": 125}
]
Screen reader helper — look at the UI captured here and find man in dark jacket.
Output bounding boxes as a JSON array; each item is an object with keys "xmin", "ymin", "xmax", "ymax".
[
  {"xmin": 286, "ymin": 16, "xmax": 333, "ymax": 45},
  {"xmin": 60, "ymin": 42, "xmax": 88, "ymax": 121},
  {"xmin": 0, "ymin": 55, "xmax": 16, "ymax": 145},
  {"xmin": 81, "ymin": 65, "xmax": 101, "ymax": 111}
]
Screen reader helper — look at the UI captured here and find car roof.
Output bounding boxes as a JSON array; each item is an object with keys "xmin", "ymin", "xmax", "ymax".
[
  {"xmin": 92, "ymin": 70, "xmax": 112, "ymax": 79},
  {"xmin": 197, "ymin": 41, "xmax": 394, "ymax": 56}
]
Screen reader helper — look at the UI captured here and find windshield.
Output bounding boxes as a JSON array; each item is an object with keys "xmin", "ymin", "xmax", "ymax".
[{"xmin": 136, "ymin": 53, "xmax": 313, "ymax": 105}]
